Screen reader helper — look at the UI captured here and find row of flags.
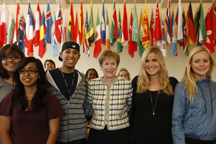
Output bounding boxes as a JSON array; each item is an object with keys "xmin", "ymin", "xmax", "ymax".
[{"xmin": 0, "ymin": 0, "xmax": 215, "ymax": 59}]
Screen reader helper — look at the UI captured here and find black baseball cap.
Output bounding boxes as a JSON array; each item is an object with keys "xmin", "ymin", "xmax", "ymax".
[{"xmin": 59, "ymin": 41, "xmax": 80, "ymax": 61}]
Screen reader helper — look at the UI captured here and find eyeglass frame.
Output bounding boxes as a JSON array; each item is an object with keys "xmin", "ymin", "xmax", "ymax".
[
  {"xmin": 1, "ymin": 55, "xmax": 21, "ymax": 61},
  {"xmin": 18, "ymin": 69, "xmax": 39, "ymax": 75}
]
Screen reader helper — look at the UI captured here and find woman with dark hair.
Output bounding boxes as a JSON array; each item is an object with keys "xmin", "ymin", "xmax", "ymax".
[
  {"xmin": 0, "ymin": 44, "xmax": 25, "ymax": 102},
  {"xmin": 0, "ymin": 57, "xmax": 64, "ymax": 144},
  {"xmin": 85, "ymin": 68, "xmax": 99, "ymax": 81}
]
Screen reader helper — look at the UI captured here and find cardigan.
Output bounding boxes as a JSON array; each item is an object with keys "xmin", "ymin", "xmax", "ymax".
[{"xmin": 88, "ymin": 76, "xmax": 133, "ymax": 131}]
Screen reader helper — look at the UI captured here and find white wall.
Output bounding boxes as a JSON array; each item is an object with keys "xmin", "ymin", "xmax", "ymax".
[{"xmin": 2, "ymin": 2, "xmax": 216, "ymax": 81}]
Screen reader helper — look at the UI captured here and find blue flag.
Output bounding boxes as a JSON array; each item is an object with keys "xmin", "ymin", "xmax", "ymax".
[
  {"xmin": 51, "ymin": 12, "xmax": 58, "ymax": 57},
  {"xmin": 172, "ymin": 10, "xmax": 177, "ymax": 56},
  {"xmin": 45, "ymin": 2, "xmax": 53, "ymax": 43},
  {"xmin": 18, "ymin": 15, "xmax": 26, "ymax": 53}
]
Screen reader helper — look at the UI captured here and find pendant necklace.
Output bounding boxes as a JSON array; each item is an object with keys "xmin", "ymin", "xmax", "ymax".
[{"xmin": 150, "ymin": 91, "xmax": 159, "ymax": 115}]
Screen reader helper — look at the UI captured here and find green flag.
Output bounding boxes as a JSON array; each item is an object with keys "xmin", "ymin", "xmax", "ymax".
[
  {"xmin": 86, "ymin": 1, "xmax": 94, "ymax": 47},
  {"xmin": 110, "ymin": 0, "xmax": 117, "ymax": 47},
  {"xmin": 7, "ymin": 12, "xmax": 15, "ymax": 44},
  {"xmin": 198, "ymin": 0, "xmax": 206, "ymax": 44},
  {"xmin": 117, "ymin": 10, "xmax": 123, "ymax": 53},
  {"xmin": 132, "ymin": 1, "xmax": 139, "ymax": 45}
]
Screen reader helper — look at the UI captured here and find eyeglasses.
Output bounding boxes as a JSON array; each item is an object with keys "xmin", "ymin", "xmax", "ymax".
[
  {"xmin": 1, "ymin": 55, "xmax": 21, "ymax": 61},
  {"xmin": 18, "ymin": 69, "xmax": 39, "ymax": 74}
]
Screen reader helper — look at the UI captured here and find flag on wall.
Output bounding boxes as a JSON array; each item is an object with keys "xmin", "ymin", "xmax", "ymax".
[
  {"xmin": 94, "ymin": 11, "xmax": 101, "ymax": 58},
  {"xmin": 34, "ymin": 1, "xmax": 41, "ymax": 47},
  {"xmin": 83, "ymin": 10, "xmax": 90, "ymax": 56},
  {"xmin": 79, "ymin": 0, "xmax": 85, "ymax": 45},
  {"xmin": 51, "ymin": 11, "xmax": 58, "ymax": 57},
  {"xmin": 128, "ymin": 11, "xmax": 137, "ymax": 58},
  {"xmin": 132, "ymin": 1, "xmax": 139, "ymax": 48},
  {"xmin": 210, "ymin": 0, "xmax": 216, "ymax": 46},
  {"xmin": 194, "ymin": 7, "xmax": 200, "ymax": 46},
  {"xmin": 74, "ymin": 11, "xmax": 80, "ymax": 45},
  {"xmin": 165, "ymin": 0, "xmax": 172, "ymax": 45},
  {"xmin": 199, "ymin": 0, "xmax": 206, "ymax": 45},
  {"xmin": 139, "ymin": 10, "xmax": 145, "ymax": 57},
  {"xmin": 0, "ymin": 2, "xmax": 9, "ymax": 46},
  {"xmin": 13, "ymin": 1, "xmax": 21, "ymax": 43},
  {"xmin": 117, "ymin": 10, "xmax": 123, "ymax": 53},
  {"xmin": 150, "ymin": 9, "xmax": 155, "ymax": 46},
  {"xmin": 110, "ymin": 0, "xmax": 118, "ymax": 47},
  {"xmin": 142, "ymin": 0, "xmax": 150, "ymax": 48},
  {"xmin": 205, "ymin": 11, "xmax": 214, "ymax": 53},
  {"xmin": 155, "ymin": 0, "xmax": 162, "ymax": 47},
  {"xmin": 105, "ymin": 10, "xmax": 110, "ymax": 49},
  {"xmin": 61, "ymin": 11, "xmax": 67, "ymax": 49},
  {"xmin": 86, "ymin": 1, "xmax": 94, "ymax": 47},
  {"xmin": 7, "ymin": 12, "xmax": 15, "ymax": 44},
  {"xmin": 39, "ymin": 12, "xmax": 46, "ymax": 58},
  {"xmin": 45, "ymin": 2, "xmax": 53, "ymax": 43},
  {"xmin": 161, "ymin": 10, "xmax": 166, "ymax": 56},
  {"xmin": 186, "ymin": 2, "xmax": 196, "ymax": 45},
  {"xmin": 101, "ymin": 1, "xmax": 106, "ymax": 45},
  {"xmin": 18, "ymin": 14, "xmax": 25, "ymax": 53},
  {"xmin": 183, "ymin": 11, "xmax": 189, "ymax": 56},
  {"xmin": 177, "ymin": 0, "xmax": 183, "ymax": 46},
  {"xmin": 54, "ymin": 2, "xmax": 62, "ymax": 44},
  {"xmin": 172, "ymin": 10, "xmax": 177, "ymax": 56},
  {"xmin": 67, "ymin": 1, "xmax": 74, "ymax": 41},
  {"xmin": 121, "ymin": 0, "xmax": 128, "ymax": 47}
]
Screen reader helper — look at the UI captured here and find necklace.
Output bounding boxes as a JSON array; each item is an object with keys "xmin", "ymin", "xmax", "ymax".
[
  {"xmin": 150, "ymin": 91, "xmax": 159, "ymax": 115},
  {"xmin": 59, "ymin": 68, "xmax": 76, "ymax": 96}
]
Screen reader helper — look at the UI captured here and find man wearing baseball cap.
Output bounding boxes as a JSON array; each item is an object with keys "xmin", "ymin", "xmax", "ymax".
[{"xmin": 46, "ymin": 41, "xmax": 90, "ymax": 144}]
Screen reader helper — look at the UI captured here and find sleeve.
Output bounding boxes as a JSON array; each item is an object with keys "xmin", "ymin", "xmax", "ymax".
[
  {"xmin": 171, "ymin": 82, "xmax": 186, "ymax": 144},
  {"xmin": 0, "ymin": 92, "xmax": 13, "ymax": 116},
  {"xmin": 47, "ymin": 93, "xmax": 65, "ymax": 120},
  {"xmin": 84, "ymin": 80, "xmax": 93, "ymax": 117},
  {"xmin": 169, "ymin": 77, "xmax": 179, "ymax": 91},
  {"xmin": 126, "ymin": 82, "xmax": 133, "ymax": 109}
]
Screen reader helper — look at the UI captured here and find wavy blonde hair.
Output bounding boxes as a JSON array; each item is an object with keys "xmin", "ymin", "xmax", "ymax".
[
  {"xmin": 118, "ymin": 67, "xmax": 131, "ymax": 80},
  {"xmin": 137, "ymin": 46, "xmax": 173, "ymax": 95},
  {"xmin": 183, "ymin": 46, "xmax": 215, "ymax": 102}
]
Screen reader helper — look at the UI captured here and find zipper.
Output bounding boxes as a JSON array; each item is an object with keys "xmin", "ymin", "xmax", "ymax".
[
  {"xmin": 203, "ymin": 82, "xmax": 211, "ymax": 140},
  {"xmin": 67, "ymin": 101, "xmax": 70, "ymax": 142}
]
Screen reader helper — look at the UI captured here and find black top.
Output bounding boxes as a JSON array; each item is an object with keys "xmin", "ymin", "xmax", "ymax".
[
  {"xmin": 129, "ymin": 76, "xmax": 178, "ymax": 144},
  {"xmin": 50, "ymin": 68, "xmax": 78, "ymax": 101}
]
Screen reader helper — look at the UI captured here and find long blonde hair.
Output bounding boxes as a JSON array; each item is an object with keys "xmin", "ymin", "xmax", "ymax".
[
  {"xmin": 137, "ymin": 46, "xmax": 173, "ymax": 95},
  {"xmin": 183, "ymin": 46, "xmax": 215, "ymax": 102}
]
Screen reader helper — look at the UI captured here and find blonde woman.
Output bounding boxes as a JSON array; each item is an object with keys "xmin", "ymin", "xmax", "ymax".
[
  {"xmin": 130, "ymin": 46, "xmax": 178, "ymax": 144},
  {"xmin": 172, "ymin": 46, "xmax": 216, "ymax": 144},
  {"xmin": 118, "ymin": 67, "xmax": 131, "ymax": 80}
]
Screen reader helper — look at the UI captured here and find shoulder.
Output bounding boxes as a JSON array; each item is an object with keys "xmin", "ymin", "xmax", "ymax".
[
  {"xmin": 169, "ymin": 77, "xmax": 179, "ymax": 87},
  {"xmin": 175, "ymin": 79, "xmax": 186, "ymax": 92},
  {"xmin": 132, "ymin": 75, "xmax": 139, "ymax": 85},
  {"xmin": 88, "ymin": 77, "xmax": 101, "ymax": 85},
  {"xmin": 116, "ymin": 77, "xmax": 131, "ymax": 84},
  {"xmin": 45, "ymin": 92, "xmax": 60, "ymax": 102},
  {"xmin": 0, "ymin": 92, "xmax": 14, "ymax": 104}
]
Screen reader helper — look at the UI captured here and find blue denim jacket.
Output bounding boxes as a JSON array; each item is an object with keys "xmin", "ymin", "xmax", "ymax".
[{"xmin": 172, "ymin": 76, "xmax": 216, "ymax": 144}]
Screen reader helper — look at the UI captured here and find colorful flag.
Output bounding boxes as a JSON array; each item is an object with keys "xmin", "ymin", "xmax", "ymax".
[
  {"xmin": 142, "ymin": 0, "xmax": 150, "ymax": 48},
  {"xmin": 18, "ymin": 14, "xmax": 25, "ymax": 53},
  {"xmin": 155, "ymin": 0, "xmax": 162, "ymax": 47},
  {"xmin": 86, "ymin": 1, "xmax": 94, "ymax": 47},
  {"xmin": 199, "ymin": 1, "xmax": 206, "ymax": 45},
  {"xmin": 51, "ymin": 11, "xmax": 58, "ymax": 57},
  {"xmin": 205, "ymin": 11, "xmax": 214, "ymax": 53},
  {"xmin": 117, "ymin": 10, "xmax": 123, "ymax": 53},
  {"xmin": 74, "ymin": 11, "xmax": 80, "ymax": 45},
  {"xmin": 132, "ymin": 1, "xmax": 139, "ymax": 48},
  {"xmin": 61, "ymin": 11, "xmax": 67, "ymax": 49},
  {"xmin": 183, "ymin": 11, "xmax": 189, "ymax": 56},
  {"xmin": 105, "ymin": 11, "xmax": 110, "ymax": 49},
  {"xmin": 39, "ymin": 12, "xmax": 46, "ymax": 58},
  {"xmin": 67, "ymin": 1, "xmax": 74, "ymax": 41},
  {"xmin": 79, "ymin": 0, "xmax": 85, "ymax": 45},
  {"xmin": 83, "ymin": 10, "xmax": 90, "ymax": 56},
  {"xmin": 54, "ymin": 2, "xmax": 62, "ymax": 44},
  {"xmin": 210, "ymin": 0, "xmax": 216, "ymax": 46},
  {"xmin": 139, "ymin": 10, "xmax": 145, "ymax": 57},
  {"xmin": 0, "ymin": 2, "xmax": 9, "ymax": 46},
  {"xmin": 172, "ymin": 10, "xmax": 178, "ymax": 56},
  {"xmin": 121, "ymin": 0, "xmax": 128, "ymax": 47},
  {"xmin": 13, "ymin": 1, "xmax": 21, "ymax": 43},
  {"xmin": 101, "ymin": 1, "xmax": 106, "ymax": 45},
  {"xmin": 34, "ymin": 1, "xmax": 41, "ymax": 47},
  {"xmin": 161, "ymin": 10, "xmax": 166, "ymax": 56},
  {"xmin": 7, "ymin": 12, "xmax": 15, "ymax": 44},
  {"xmin": 150, "ymin": 9, "xmax": 155, "ymax": 46},
  {"xmin": 25, "ymin": 2, "xmax": 34, "ymax": 57},
  {"xmin": 186, "ymin": 2, "xmax": 196, "ymax": 45},
  {"xmin": 94, "ymin": 11, "xmax": 101, "ymax": 58},
  {"xmin": 45, "ymin": 2, "xmax": 53, "ymax": 43},
  {"xmin": 110, "ymin": 0, "xmax": 118, "ymax": 47},
  {"xmin": 165, "ymin": 0, "xmax": 172, "ymax": 45},
  {"xmin": 177, "ymin": 0, "xmax": 183, "ymax": 46},
  {"xmin": 194, "ymin": 7, "xmax": 200, "ymax": 46},
  {"xmin": 128, "ymin": 11, "xmax": 137, "ymax": 58}
]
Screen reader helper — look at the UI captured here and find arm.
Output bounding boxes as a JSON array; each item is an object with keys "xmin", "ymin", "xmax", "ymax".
[
  {"xmin": 84, "ymin": 81, "xmax": 93, "ymax": 117},
  {"xmin": 172, "ymin": 83, "xmax": 186, "ymax": 144},
  {"xmin": 46, "ymin": 117, "xmax": 60, "ymax": 144},
  {"xmin": 0, "ymin": 115, "xmax": 12, "ymax": 144}
]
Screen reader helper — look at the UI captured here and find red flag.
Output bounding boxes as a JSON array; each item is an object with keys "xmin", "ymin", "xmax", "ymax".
[
  {"xmin": 13, "ymin": 1, "xmax": 21, "ymax": 43},
  {"xmin": 0, "ymin": 2, "xmax": 9, "ymax": 46},
  {"xmin": 205, "ymin": 11, "xmax": 214, "ymax": 53},
  {"xmin": 94, "ymin": 11, "xmax": 101, "ymax": 58},
  {"xmin": 150, "ymin": 9, "xmax": 155, "ymax": 46},
  {"xmin": 74, "ymin": 11, "xmax": 80, "ymax": 45},
  {"xmin": 128, "ymin": 11, "xmax": 137, "ymax": 58},
  {"xmin": 210, "ymin": 1, "xmax": 216, "ymax": 46},
  {"xmin": 121, "ymin": 0, "xmax": 128, "ymax": 47},
  {"xmin": 34, "ymin": 1, "xmax": 41, "ymax": 47},
  {"xmin": 155, "ymin": 1, "xmax": 162, "ymax": 46},
  {"xmin": 54, "ymin": 2, "xmax": 62, "ymax": 44}
]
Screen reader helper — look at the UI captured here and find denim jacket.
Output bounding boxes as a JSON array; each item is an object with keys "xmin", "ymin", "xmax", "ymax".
[{"xmin": 172, "ymin": 76, "xmax": 216, "ymax": 144}]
